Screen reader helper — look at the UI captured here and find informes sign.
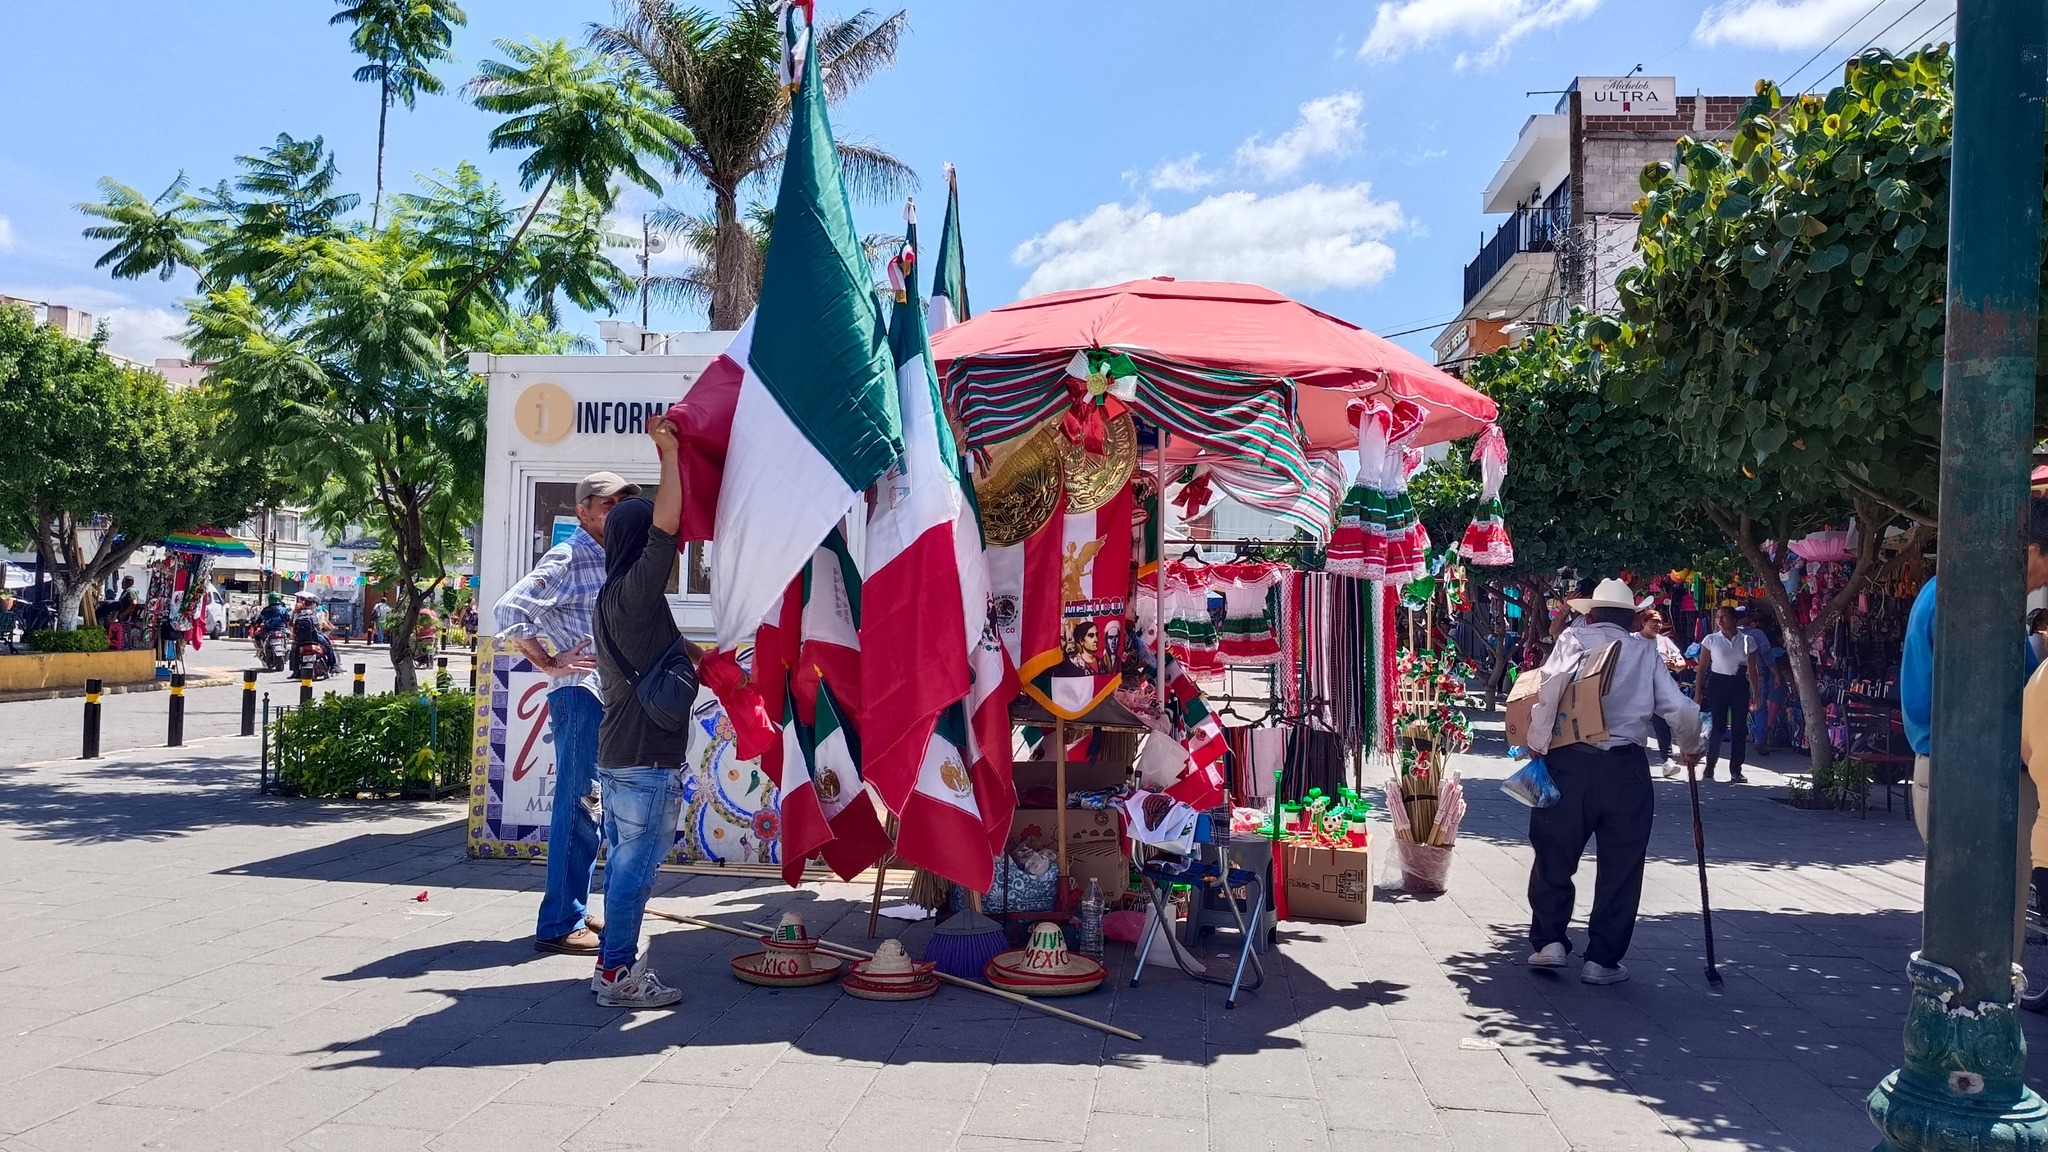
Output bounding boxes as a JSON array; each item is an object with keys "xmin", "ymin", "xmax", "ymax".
[
  {"xmin": 466, "ymin": 635, "xmax": 783, "ymax": 865},
  {"xmin": 551, "ymin": 515, "xmax": 578, "ymax": 549},
  {"xmin": 1579, "ymin": 75, "xmax": 1676, "ymax": 116}
]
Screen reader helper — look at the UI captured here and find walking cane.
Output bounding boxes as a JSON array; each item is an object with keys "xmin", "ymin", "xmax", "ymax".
[{"xmin": 1684, "ymin": 756, "xmax": 1724, "ymax": 987}]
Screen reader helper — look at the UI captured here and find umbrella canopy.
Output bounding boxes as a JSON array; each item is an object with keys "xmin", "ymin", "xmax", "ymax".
[
  {"xmin": 157, "ymin": 526, "xmax": 256, "ymax": 558},
  {"xmin": 929, "ymin": 277, "xmax": 1497, "ymax": 452}
]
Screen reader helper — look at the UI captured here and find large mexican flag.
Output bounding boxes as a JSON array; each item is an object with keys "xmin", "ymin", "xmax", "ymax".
[
  {"xmin": 929, "ymin": 166, "xmax": 970, "ymax": 335},
  {"xmin": 708, "ymin": 16, "xmax": 901, "ymax": 670}
]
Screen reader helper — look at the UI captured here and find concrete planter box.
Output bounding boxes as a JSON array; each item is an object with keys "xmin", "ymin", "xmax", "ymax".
[{"xmin": 0, "ymin": 649, "xmax": 157, "ymax": 693}]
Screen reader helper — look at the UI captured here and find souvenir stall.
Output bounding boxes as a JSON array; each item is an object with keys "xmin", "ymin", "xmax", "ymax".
[
  {"xmin": 932, "ymin": 278, "xmax": 1505, "ymax": 925},
  {"xmin": 147, "ymin": 527, "xmax": 256, "ymax": 668}
]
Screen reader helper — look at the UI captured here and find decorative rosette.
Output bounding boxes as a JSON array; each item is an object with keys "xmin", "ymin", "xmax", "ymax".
[{"xmin": 1061, "ymin": 349, "xmax": 1139, "ymax": 454}]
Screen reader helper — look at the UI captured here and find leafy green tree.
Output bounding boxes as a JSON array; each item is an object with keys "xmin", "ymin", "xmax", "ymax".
[
  {"xmin": 330, "ymin": 0, "xmax": 468, "ymax": 228},
  {"xmin": 589, "ymin": 0, "xmax": 915, "ymax": 327},
  {"xmin": 454, "ymin": 36, "xmax": 688, "ymax": 316},
  {"xmin": 75, "ymin": 175, "xmax": 202, "ymax": 281},
  {"xmin": 0, "ymin": 307, "xmax": 272, "ymax": 630}
]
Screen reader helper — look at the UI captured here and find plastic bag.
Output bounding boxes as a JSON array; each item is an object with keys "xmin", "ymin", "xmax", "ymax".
[
  {"xmin": 1396, "ymin": 840, "xmax": 1454, "ymax": 894},
  {"xmin": 1501, "ymin": 757, "xmax": 1561, "ymax": 808}
]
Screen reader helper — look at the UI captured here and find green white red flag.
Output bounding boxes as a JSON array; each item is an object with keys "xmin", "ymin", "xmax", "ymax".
[
  {"xmin": 702, "ymin": 5, "xmax": 901, "ymax": 758},
  {"xmin": 811, "ymin": 683, "xmax": 893, "ymax": 881},
  {"xmin": 775, "ymin": 688, "xmax": 833, "ymax": 888},
  {"xmin": 860, "ymin": 208, "xmax": 969, "ymax": 803},
  {"xmin": 929, "ymin": 164, "xmax": 970, "ymax": 334}
]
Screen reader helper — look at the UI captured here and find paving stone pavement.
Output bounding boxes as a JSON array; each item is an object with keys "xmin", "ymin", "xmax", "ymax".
[{"xmin": 2, "ymin": 709, "xmax": 2043, "ymax": 1152}]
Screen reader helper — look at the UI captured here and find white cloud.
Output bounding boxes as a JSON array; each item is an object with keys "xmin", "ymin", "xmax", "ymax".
[
  {"xmin": 1695, "ymin": 0, "xmax": 1954, "ymax": 51},
  {"xmin": 1148, "ymin": 154, "xmax": 1220, "ymax": 192},
  {"xmin": 0, "ymin": 216, "xmax": 14, "ymax": 252},
  {"xmin": 102, "ymin": 307, "xmax": 189, "ymax": 364},
  {"xmin": 0, "ymin": 283, "xmax": 189, "ymax": 363},
  {"xmin": 1360, "ymin": 0, "xmax": 1601, "ymax": 68},
  {"xmin": 1234, "ymin": 93, "xmax": 1364, "ymax": 180},
  {"xmin": 1012, "ymin": 183, "xmax": 1405, "ymax": 299}
]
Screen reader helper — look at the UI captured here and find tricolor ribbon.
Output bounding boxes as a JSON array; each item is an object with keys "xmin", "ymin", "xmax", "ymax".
[{"xmin": 1060, "ymin": 349, "xmax": 1139, "ymax": 454}]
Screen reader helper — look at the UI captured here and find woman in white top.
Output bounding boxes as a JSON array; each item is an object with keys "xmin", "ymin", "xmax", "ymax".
[
  {"xmin": 1636, "ymin": 609, "xmax": 1687, "ymax": 776},
  {"xmin": 1695, "ymin": 607, "xmax": 1761, "ymax": 782}
]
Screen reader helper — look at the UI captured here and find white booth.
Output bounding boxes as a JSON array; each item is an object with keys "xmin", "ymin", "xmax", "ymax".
[{"xmin": 466, "ymin": 334, "xmax": 785, "ymax": 865}]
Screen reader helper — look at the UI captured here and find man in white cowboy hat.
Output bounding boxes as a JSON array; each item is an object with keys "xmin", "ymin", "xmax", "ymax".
[{"xmin": 1523, "ymin": 577, "xmax": 1703, "ymax": 985}]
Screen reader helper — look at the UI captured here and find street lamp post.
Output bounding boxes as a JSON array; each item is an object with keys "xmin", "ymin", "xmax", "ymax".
[{"xmin": 1866, "ymin": 2, "xmax": 2048, "ymax": 1149}]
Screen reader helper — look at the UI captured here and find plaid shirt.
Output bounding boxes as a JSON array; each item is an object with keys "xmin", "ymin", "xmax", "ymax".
[{"xmin": 493, "ymin": 526, "xmax": 606, "ymax": 694}]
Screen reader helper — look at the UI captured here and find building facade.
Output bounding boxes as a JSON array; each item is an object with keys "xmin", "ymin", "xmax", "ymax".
[{"xmin": 1434, "ymin": 77, "xmax": 1747, "ymax": 369}]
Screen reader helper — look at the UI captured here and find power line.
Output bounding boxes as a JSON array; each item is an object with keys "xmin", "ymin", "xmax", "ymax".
[
  {"xmin": 1796, "ymin": 0, "xmax": 1939, "ymax": 96},
  {"xmin": 1781, "ymin": 0, "xmax": 1891, "ymax": 92},
  {"xmin": 1896, "ymin": 9, "xmax": 1956, "ymax": 51}
]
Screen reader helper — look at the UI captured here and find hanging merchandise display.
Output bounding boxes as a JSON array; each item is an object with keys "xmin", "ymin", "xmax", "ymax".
[
  {"xmin": 999, "ymin": 487, "xmax": 1135, "ymax": 720},
  {"xmin": 1388, "ymin": 649, "xmax": 1473, "ymax": 893},
  {"xmin": 972, "ymin": 424, "xmax": 1064, "ymax": 547},
  {"xmin": 1211, "ymin": 562, "xmax": 1286, "ymax": 666},
  {"xmin": 1457, "ymin": 424, "xmax": 1515, "ymax": 567},
  {"xmin": 1327, "ymin": 399, "xmax": 1430, "ymax": 584}
]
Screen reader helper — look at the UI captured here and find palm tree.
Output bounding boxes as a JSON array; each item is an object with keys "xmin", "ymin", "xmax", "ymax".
[
  {"xmin": 453, "ymin": 36, "xmax": 690, "ymax": 317},
  {"xmin": 330, "ymin": 0, "xmax": 468, "ymax": 229},
  {"xmin": 642, "ymin": 202, "xmax": 897, "ymax": 317},
  {"xmin": 588, "ymin": 0, "xmax": 915, "ymax": 328},
  {"xmin": 75, "ymin": 174, "xmax": 202, "ymax": 281}
]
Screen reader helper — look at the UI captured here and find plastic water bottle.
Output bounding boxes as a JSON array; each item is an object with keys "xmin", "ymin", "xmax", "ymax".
[{"xmin": 1078, "ymin": 877, "xmax": 1104, "ymax": 960}]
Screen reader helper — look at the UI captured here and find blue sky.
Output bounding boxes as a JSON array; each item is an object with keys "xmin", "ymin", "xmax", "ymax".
[{"xmin": 0, "ymin": 0, "xmax": 1958, "ymax": 364}]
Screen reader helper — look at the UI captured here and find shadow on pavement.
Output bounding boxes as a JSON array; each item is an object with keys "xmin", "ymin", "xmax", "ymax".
[
  {"xmin": 1435, "ymin": 907, "xmax": 2048, "ymax": 1152},
  {"xmin": 0, "ymin": 755, "xmax": 461, "ymax": 845}
]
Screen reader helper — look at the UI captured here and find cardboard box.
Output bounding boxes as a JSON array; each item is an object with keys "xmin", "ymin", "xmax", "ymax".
[
  {"xmin": 1009, "ymin": 808, "xmax": 1130, "ymax": 897},
  {"xmin": 1503, "ymin": 641, "xmax": 1620, "ymax": 750},
  {"xmin": 1283, "ymin": 843, "xmax": 1371, "ymax": 923}
]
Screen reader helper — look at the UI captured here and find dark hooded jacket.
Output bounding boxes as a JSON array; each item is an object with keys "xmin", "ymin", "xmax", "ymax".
[{"xmin": 593, "ymin": 497, "xmax": 690, "ymax": 768}]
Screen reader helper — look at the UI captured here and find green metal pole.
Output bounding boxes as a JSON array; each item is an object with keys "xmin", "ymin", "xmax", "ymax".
[{"xmin": 1867, "ymin": 3, "xmax": 2048, "ymax": 1148}]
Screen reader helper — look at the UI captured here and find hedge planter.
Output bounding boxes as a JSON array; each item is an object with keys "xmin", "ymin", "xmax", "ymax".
[
  {"xmin": 0, "ymin": 649, "xmax": 155, "ymax": 693},
  {"xmin": 264, "ymin": 689, "xmax": 474, "ymax": 800}
]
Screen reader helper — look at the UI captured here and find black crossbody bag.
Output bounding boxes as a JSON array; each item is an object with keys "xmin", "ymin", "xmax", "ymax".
[{"xmin": 595, "ymin": 610, "xmax": 700, "ymax": 733}]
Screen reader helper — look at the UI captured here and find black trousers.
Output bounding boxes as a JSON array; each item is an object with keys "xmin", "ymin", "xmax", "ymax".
[
  {"xmin": 1528, "ymin": 742, "xmax": 1655, "ymax": 966},
  {"xmin": 1703, "ymin": 672, "xmax": 1750, "ymax": 777}
]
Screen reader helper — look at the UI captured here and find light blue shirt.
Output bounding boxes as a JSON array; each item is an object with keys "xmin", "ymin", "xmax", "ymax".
[
  {"xmin": 493, "ymin": 526, "xmax": 606, "ymax": 694},
  {"xmin": 1899, "ymin": 575, "xmax": 2036, "ymax": 756}
]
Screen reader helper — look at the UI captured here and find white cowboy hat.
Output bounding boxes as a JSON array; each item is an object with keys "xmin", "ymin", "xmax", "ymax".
[{"xmin": 1567, "ymin": 578, "xmax": 1652, "ymax": 614}]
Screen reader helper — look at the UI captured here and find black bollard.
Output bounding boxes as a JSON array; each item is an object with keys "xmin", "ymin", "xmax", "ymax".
[
  {"xmin": 300, "ymin": 674, "xmax": 313, "ymax": 706},
  {"xmin": 240, "ymin": 670, "xmax": 257, "ymax": 736},
  {"xmin": 81, "ymin": 678, "xmax": 102, "ymax": 760},
  {"xmin": 467, "ymin": 657, "xmax": 477, "ymax": 692},
  {"xmin": 352, "ymin": 662, "xmax": 366, "ymax": 696},
  {"xmin": 168, "ymin": 673, "xmax": 185, "ymax": 747}
]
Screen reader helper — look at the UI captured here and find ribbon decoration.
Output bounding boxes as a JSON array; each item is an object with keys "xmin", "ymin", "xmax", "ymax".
[
  {"xmin": 1060, "ymin": 349, "xmax": 1140, "ymax": 454},
  {"xmin": 1170, "ymin": 464, "xmax": 1215, "ymax": 519},
  {"xmin": 776, "ymin": 0, "xmax": 814, "ymax": 93}
]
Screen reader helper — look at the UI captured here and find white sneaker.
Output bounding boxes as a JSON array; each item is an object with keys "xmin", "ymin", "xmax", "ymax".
[
  {"xmin": 1660, "ymin": 762, "xmax": 1682, "ymax": 779},
  {"xmin": 596, "ymin": 961, "xmax": 683, "ymax": 1008},
  {"xmin": 1581, "ymin": 961, "xmax": 1629, "ymax": 985},
  {"xmin": 590, "ymin": 962, "xmax": 604, "ymax": 993},
  {"xmin": 1527, "ymin": 942, "xmax": 1570, "ymax": 968}
]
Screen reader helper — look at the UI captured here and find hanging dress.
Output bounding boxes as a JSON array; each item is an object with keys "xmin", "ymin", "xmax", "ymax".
[{"xmin": 1211, "ymin": 561, "xmax": 1284, "ymax": 666}]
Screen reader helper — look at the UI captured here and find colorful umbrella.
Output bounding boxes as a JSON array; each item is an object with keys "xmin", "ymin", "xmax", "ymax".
[
  {"xmin": 930, "ymin": 277, "xmax": 1498, "ymax": 454},
  {"xmin": 157, "ymin": 526, "xmax": 256, "ymax": 558}
]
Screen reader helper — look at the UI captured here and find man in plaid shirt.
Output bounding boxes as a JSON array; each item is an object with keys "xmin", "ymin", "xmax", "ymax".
[{"xmin": 495, "ymin": 471, "xmax": 639, "ymax": 954}]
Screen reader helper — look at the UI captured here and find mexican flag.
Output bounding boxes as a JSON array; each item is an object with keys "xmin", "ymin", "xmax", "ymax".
[
  {"xmin": 892, "ymin": 701, "xmax": 995, "ymax": 892},
  {"xmin": 860, "ymin": 211, "xmax": 967, "ymax": 802},
  {"xmin": 811, "ymin": 683, "xmax": 894, "ymax": 882},
  {"xmin": 706, "ymin": 11, "xmax": 901, "ymax": 738},
  {"xmin": 775, "ymin": 688, "xmax": 834, "ymax": 889},
  {"xmin": 929, "ymin": 165, "xmax": 970, "ymax": 335},
  {"xmin": 794, "ymin": 529, "xmax": 862, "ymax": 727},
  {"xmin": 1002, "ymin": 486, "xmax": 1135, "ymax": 720}
]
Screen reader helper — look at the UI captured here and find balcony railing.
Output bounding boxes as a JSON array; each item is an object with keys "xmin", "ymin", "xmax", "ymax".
[{"xmin": 1463, "ymin": 206, "xmax": 1570, "ymax": 305}]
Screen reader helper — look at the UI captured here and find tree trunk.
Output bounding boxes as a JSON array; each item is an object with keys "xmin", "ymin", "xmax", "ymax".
[
  {"xmin": 1707, "ymin": 501, "xmax": 1897, "ymax": 775},
  {"xmin": 371, "ymin": 82, "xmax": 389, "ymax": 230},
  {"xmin": 707, "ymin": 184, "xmax": 753, "ymax": 331},
  {"xmin": 445, "ymin": 171, "xmax": 558, "ymax": 321}
]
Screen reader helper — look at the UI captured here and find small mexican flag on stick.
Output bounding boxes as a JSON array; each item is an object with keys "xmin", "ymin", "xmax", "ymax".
[{"xmin": 929, "ymin": 164, "xmax": 970, "ymax": 334}]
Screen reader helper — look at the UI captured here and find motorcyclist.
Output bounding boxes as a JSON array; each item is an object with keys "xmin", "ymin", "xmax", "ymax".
[
  {"xmin": 254, "ymin": 593, "xmax": 292, "ymax": 641},
  {"xmin": 292, "ymin": 592, "xmax": 336, "ymax": 674}
]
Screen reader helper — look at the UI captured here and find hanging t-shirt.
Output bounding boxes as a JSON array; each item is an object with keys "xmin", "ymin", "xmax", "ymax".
[{"xmin": 1121, "ymin": 790, "xmax": 1201, "ymax": 856}]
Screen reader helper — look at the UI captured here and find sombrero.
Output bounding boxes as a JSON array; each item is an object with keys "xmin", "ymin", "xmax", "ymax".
[
  {"xmin": 984, "ymin": 921, "xmax": 1106, "ymax": 997},
  {"xmin": 842, "ymin": 940, "xmax": 939, "ymax": 1001},
  {"xmin": 730, "ymin": 911, "xmax": 844, "ymax": 987}
]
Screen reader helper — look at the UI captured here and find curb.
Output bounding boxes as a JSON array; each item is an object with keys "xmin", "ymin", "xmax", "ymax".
[{"xmin": 0, "ymin": 673, "xmax": 242, "ymax": 704}]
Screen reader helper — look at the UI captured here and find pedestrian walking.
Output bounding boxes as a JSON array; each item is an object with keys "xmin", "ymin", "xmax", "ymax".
[
  {"xmin": 1522, "ymin": 578, "xmax": 1702, "ymax": 986},
  {"xmin": 1901, "ymin": 494, "xmax": 2048, "ymax": 965},
  {"xmin": 1696, "ymin": 607, "xmax": 1760, "ymax": 783},
  {"xmin": 1637, "ymin": 607, "xmax": 1687, "ymax": 777},
  {"xmin": 589, "ymin": 417, "xmax": 698, "ymax": 1009},
  {"xmin": 494, "ymin": 470, "xmax": 640, "ymax": 956}
]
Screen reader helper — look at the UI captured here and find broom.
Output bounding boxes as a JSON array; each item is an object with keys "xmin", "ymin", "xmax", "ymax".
[{"xmin": 922, "ymin": 890, "xmax": 1008, "ymax": 979}]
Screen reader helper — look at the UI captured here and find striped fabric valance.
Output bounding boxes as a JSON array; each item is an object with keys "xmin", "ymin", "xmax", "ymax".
[
  {"xmin": 1202, "ymin": 449, "xmax": 1347, "ymax": 541},
  {"xmin": 942, "ymin": 351, "xmax": 1311, "ymax": 494}
]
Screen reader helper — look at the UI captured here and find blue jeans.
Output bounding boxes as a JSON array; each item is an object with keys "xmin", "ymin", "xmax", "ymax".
[
  {"xmin": 596, "ymin": 765, "xmax": 684, "ymax": 969},
  {"xmin": 536, "ymin": 686, "xmax": 602, "ymax": 940}
]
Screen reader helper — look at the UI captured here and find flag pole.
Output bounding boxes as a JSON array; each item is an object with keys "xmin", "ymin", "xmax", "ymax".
[
  {"xmin": 1055, "ymin": 716, "xmax": 1069, "ymax": 882},
  {"xmin": 1156, "ymin": 437, "xmax": 1168, "ymax": 706}
]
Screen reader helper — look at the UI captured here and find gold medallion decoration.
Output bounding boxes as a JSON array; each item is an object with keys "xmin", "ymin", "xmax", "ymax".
[
  {"xmin": 973, "ymin": 424, "xmax": 1062, "ymax": 547},
  {"xmin": 1057, "ymin": 412, "xmax": 1137, "ymax": 513}
]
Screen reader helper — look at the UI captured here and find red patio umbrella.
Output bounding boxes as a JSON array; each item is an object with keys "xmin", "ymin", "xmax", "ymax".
[{"xmin": 929, "ymin": 277, "xmax": 1497, "ymax": 452}]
